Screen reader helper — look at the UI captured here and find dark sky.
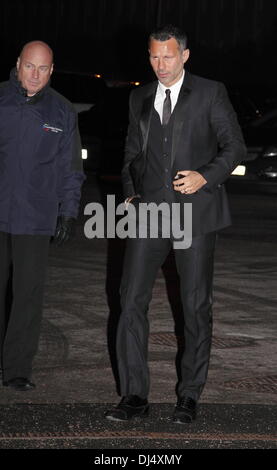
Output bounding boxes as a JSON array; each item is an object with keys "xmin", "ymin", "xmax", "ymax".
[{"xmin": 1, "ymin": 0, "xmax": 277, "ymax": 94}]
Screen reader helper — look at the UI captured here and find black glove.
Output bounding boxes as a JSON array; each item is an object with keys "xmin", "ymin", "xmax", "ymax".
[{"xmin": 54, "ymin": 216, "xmax": 76, "ymax": 246}]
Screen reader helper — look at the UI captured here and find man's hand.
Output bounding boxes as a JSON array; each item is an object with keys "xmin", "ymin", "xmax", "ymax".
[
  {"xmin": 173, "ymin": 171, "xmax": 207, "ymax": 194},
  {"xmin": 54, "ymin": 216, "xmax": 76, "ymax": 246}
]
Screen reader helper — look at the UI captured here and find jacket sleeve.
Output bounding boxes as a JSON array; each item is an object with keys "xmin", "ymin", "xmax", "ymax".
[
  {"xmin": 58, "ymin": 109, "xmax": 85, "ymax": 218},
  {"xmin": 197, "ymin": 82, "xmax": 247, "ymax": 189},
  {"xmin": 121, "ymin": 90, "xmax": 142, "ymax": 198}
]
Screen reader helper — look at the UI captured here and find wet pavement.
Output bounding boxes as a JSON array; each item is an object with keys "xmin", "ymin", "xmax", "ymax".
[{"xmin": 0, "ymin": 174, "xmax": 276, "ymax": 451}]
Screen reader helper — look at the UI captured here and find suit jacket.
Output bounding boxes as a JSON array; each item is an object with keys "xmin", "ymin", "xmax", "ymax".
[{"xmin": 122, "ymin": 72, "xmax": 247, "ymax": 235}]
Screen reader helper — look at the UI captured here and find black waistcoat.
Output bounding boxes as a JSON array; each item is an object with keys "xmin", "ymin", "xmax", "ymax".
[{"xmin": 141, "ymin": 109, "xmax": 176, "ymax": 204}]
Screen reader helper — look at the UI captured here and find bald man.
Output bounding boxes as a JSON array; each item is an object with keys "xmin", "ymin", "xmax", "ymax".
[
  {"xmin": 0, "ymin": 41, "xmax": 85, "ymax": 390},
  {"xmin": 16, "ymin": 41, "xmax": 54, "ymax": 96}
]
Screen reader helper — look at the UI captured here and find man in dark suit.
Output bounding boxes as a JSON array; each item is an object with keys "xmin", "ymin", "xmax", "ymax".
[{"xmin": 106, "ymin": 25, "xmax": 246, "ymax": 423}]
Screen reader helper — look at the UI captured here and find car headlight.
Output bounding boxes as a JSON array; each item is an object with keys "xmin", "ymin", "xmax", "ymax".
[
  {"xmin": 82, "ymin": 149, "xmax": 88, "ymax": 160},
  {"xmin": 232, "ymin": 165, "xmax": 246, "ymax": 176},
  {"xmin": 262, "ymin": 146, "xmax": 277, "ymax": 158}
]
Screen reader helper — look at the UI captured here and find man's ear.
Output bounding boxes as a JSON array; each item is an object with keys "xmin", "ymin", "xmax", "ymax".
[
  {"xmin": 16, "ymin": 57, "xmax": 20, "ymax": 71},
  {"xmin": 50, "ymin": 63, "xmax": 54, "ymax": 76},
  {"xmin": 182, "ymin": 49, "xmax": 190, "ymax": 65}
]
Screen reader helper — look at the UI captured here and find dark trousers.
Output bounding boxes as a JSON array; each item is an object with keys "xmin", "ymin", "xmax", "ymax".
[
  {"xmin": 0, "ymin": 232, "xmax": 50, "ymax": 381},
  {"xmin": 117, "ymin": 232, "xmax": 216, "ymax": 401}
]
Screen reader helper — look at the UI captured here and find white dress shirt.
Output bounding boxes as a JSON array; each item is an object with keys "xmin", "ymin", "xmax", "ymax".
[{"xmin": 154, "ymin": 70, "xmax": 185, "ymax": 123}]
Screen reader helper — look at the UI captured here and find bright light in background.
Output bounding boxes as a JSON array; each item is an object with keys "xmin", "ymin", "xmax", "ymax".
[
  {"xmin": 82, "ymin": 149, "xmax": 88, "ymax": 160},
  {"xmin": 94, "ymin": 74, "xmax": 102, "ymax": 78},
  {"xmin": 232, "ymin": 165, "xmax": 246, "ymax": 176}
]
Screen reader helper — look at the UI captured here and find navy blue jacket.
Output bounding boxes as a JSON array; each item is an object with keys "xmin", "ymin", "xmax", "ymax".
[{"xmin": 0, "ymin": 69, "xmax": 85, "ymax": 235}]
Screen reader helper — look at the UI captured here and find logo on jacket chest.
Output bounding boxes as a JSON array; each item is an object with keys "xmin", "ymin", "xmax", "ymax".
[{"xmin": 42, "ymin": 123, "xmax": 63, "ymax": 133}]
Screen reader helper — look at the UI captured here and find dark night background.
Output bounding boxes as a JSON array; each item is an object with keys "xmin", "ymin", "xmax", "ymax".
[
  {"xmin": 1, "ymin": 0, "xmax": 277, "ymax": 101},
  {"xmin": 0, "ymin": 3, "xmax": 276, "ymax": 449}
]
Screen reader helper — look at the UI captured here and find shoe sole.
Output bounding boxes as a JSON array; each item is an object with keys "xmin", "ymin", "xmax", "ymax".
[
  {"xmin": 173, "ymin": 415, "xmax": 195, "ymax": 424},
  {"xmin": 105, "ymin": 414, "xmax": 127, "ymax": 422},
  {"xmin": 3, "ymin": 383, "xmax": 36, "ymax": 391},
  {"xmin": 105, "ymin": 406, "xmax": 149, "ymax": 422}
]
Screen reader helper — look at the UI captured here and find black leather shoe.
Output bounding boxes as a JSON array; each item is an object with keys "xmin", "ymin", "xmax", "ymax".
[
  {"xmin": 173, "ymin": 396, "xmax": 197, "ymax": 423},
  {"xmin": 3, "ymin": 377, "xmax": 36, "ymax": 391},
  {"xmin": 105, "ymin": 395, "xmax": 149, "ymax": 421}
]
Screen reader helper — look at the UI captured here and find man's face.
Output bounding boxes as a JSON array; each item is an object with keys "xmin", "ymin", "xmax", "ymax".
[
  {"xmin": 149, "ymin": 38, "xmax": 189, "ymax": 87},
  {"xmin": 16, "ymin": 44, "xmax": 53, "ymax": 96}
]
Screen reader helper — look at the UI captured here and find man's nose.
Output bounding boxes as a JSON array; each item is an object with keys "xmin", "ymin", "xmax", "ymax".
[
  {"xmin": 32, "ymin": 68, "xmax": 39, "ymax": 78},
  {"xmin": 157, "ymin": 58, "xmax": 165, "ymax": 70}
]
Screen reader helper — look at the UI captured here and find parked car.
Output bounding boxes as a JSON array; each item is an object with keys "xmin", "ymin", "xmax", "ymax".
[
  {"xmin": 228, "ymin": 90, "xmax": 262, "ymax": 125},
  {"xmin": 78, "ymin": 83, "xmax": 136, "ymax": 175},
  {"xmin": 51, "ymin": 71, "xmax": 140, "ymax": 174},
  {"xmin": 51, "ymin": 70, "xmax": 108, "ymax": 172},
  {"xmin": 51, "ymin": 70, "xmax": 107, "ymax": 112},
  {"xmin": 229, "ymin": 108, "xmax": 277, "ymax": 193}
]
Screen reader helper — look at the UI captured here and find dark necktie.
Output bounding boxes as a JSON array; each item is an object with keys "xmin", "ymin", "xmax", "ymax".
[{"xmin": 162, "ymin": 89, "xmax": 171, "ymax": 126}]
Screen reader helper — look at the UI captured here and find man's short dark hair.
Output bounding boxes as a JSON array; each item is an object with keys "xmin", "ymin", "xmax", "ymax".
[{"xmin": 149, "ymin": 25, "xmax": 188, "ymax": 51}]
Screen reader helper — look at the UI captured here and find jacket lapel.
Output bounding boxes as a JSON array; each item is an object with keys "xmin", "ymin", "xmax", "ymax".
[
  {"xmin": 138, "ymin": 75, "xmax": 193, "ymax": 163},
  {"xmin": 139, "ymin": 84, "xmax": 157, "ymax": 154},
  {"xmin": 171, "ymin": 74, "xmax": 192, "ymax": 165}
]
